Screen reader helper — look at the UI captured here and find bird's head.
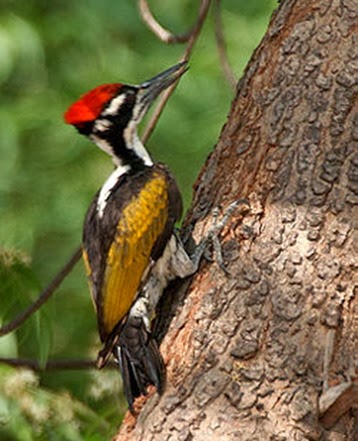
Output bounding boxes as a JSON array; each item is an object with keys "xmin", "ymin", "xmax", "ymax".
[{"xmin": 64, "ymin": 61, "xmax": 188, "ymax": 167}]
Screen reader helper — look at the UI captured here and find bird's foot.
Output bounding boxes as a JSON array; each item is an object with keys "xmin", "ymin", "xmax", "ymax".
[{"xmin": 190, "ymin": 198, "xmax": 250, "ymax": 274}]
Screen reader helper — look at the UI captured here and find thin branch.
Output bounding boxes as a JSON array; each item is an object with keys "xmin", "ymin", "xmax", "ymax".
[
  {"xmin": 139, "ymin": 0, "xmax": 193, "ymax": 43},
  {"xmin": 141, "ymin": 0, "xmax": 211, "ymax": 143},
  {"xmin": 214, "ymin": 0, "xmax": 236, "ymax": 90},
  {"xmin": 0, "ymin": 357, "xmax": 117, "ymax": 371},
  {"xmin": 181, "ymin": 0, "xmax": 212, "ymax": 62},
  {"xmin": 0, "ymin": 246, "xmax": 82, "ymax": 336}
]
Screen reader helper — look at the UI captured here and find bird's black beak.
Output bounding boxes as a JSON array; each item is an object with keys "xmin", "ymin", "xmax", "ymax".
[{"xmin": 137, "ymin": 61, "xmax": 188, "ymax": 109}]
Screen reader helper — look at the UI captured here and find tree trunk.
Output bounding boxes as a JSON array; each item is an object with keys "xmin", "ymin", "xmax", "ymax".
[{"xmin": 115, "ymin": 0, "xmax": 357, "ymax": 439}]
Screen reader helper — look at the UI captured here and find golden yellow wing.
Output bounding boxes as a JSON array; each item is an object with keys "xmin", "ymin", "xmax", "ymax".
[{"xmin": 98, "ymin": 172, "xmax": 169, "ymax": 339}]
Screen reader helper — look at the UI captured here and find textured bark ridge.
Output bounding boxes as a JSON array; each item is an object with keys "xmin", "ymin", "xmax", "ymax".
[{"xmin": 115, "ymin": 0, "xmax": 357, "ymax": 439}]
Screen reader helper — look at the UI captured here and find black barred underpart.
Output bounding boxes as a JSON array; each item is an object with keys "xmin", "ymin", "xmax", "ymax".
[{"xmin": 115, "ymin": 315, "xmax": 165, "ymax": 411}]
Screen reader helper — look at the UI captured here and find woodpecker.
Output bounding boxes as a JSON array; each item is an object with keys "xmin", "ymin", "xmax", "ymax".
[{"xmin": 64, "ymin": 62, "xmax": 197, "ymax": 410}]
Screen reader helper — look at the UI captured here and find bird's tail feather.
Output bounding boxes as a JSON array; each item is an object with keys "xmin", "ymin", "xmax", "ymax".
[{"xmin": 115, "ymin": 315, "xmax": 165, "ymax": 411}]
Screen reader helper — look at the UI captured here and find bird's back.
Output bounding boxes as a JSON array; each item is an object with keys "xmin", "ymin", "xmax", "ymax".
[{"xmin": 82, "ymin": 163, "xmax": 182, "ymax": 341}]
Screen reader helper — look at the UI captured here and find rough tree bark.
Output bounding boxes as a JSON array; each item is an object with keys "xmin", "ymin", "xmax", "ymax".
[{"xmin": 115, "ymin": 0, "xmax": 357, "ymax": 439}]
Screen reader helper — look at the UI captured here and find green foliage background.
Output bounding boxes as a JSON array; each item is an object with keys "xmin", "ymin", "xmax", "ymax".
[{"xmin": 0, "ymin": 1, "xmax": 276, "ymax": 439}]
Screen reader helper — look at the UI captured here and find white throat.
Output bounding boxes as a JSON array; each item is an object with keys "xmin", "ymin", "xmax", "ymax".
[
  {"xmin": 123, "ymin": 120, "xmax": 153, "ymax": 167},
  {"xmin": 91, "ymin": 122, "xmax": 153, "ymax": 168}
]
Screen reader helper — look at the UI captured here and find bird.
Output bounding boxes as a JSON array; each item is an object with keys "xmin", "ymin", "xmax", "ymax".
[{"xmin": 64, "ymin": 62, "xmax": 198, "ymax": 411}]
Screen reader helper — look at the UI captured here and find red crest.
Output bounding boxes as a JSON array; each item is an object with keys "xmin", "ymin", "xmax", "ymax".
[{"xmin": 64, "ymin": 84, "xmax": 122, "ymax": 125}]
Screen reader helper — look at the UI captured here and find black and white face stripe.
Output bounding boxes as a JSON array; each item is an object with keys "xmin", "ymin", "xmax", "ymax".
[
  {"xmin": 102, "ymin": 94, "xmax": 127, "ymax": 117},
  {"xmin": 89, "ymin": 86, "xmax": 153, "ymax": 167},
  {"xmin": 94, "ymin": 118, "xmax": 112, "ymax": 132},
  {"xmin": 95, "ymin": 86, "xmax": 137, "ymax": 133}
]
